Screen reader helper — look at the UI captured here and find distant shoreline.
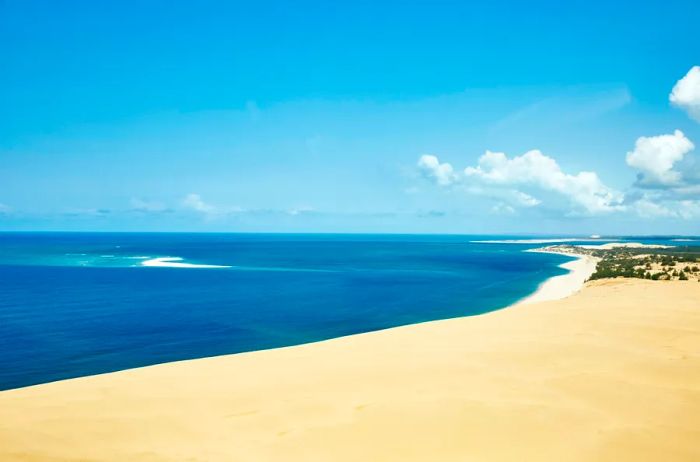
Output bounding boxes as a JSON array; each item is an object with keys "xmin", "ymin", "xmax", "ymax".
[
  {"xmin": 518, "ymin": 240, "xmax": 690, "ymax": 304},
  {"xmin": 517, "ymin": 250, "xmax": 600, "ymax": 305}
]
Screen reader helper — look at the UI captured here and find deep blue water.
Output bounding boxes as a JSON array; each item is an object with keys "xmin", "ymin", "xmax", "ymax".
[{"xmin": 0, "ymin": 232, "xmax": 692, "ymax": 390}]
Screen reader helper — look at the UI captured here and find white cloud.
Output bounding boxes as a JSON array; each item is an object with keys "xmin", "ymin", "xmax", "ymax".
[
  {"xmin": 414, "ymin": 146, "xmax": 700, "ymax": 220},
  {"xmin": 512, "ymin": 190, "xmax": 541, "ymax": 207},
  {"xmin": 673, "ymin": 184, "xmax": 700, "ymax": 196},
  {"xmin": 418, "ymin": 150, "xmax": 623, "ymax": 215},
  {"xmin": 625, "ymin": 130, "xmax": 694, "ymax": 186},
  {"xmin": 670, "ymin": 66, "xmax": 700, "ymax": 122},
  {"xmin": 463, "ymin": 186, "xmax": 541, "ymax": 207},
  {"xmin": 462, "ymin": 150, "xmax": 624, "ymax": 214},
  {"xmin": 183, "ymin": 193, "xmax": 217, "ymax": 213},
  {"xmin": 631, "ymin": 193, "xmax": 700, "ymax": 220},
  {"xmin": 632, "ymin": 198, "xmax": 677, "ymax": 218},
  {"xmin": 182, "ymin": 194, "xmax": 244, "ymax": 216},
  {"xmin": 677, "ymin": 200, "xmax": 700, "ymax": 219},
  {"xmin": 417, "ymin": 154, "xmax": 457, "ymax": 186}
]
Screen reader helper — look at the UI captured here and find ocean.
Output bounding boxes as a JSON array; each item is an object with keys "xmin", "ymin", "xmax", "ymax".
[{"xmin": 0, "ymin": 232, "xmax": 689, "ymax": 390}]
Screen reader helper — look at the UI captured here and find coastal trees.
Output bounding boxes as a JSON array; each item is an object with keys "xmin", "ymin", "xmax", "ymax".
[{"xmin": 551, "ymin": 244, "xmax": 700, "ymax": 281}]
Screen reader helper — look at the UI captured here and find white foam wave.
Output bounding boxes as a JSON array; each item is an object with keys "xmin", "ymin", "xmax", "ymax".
[{"xmin": 141, "ymin": 257, "xmax": 231, "ymax": 269}]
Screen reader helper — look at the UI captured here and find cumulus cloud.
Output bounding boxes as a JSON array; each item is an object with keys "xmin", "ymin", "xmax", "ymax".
[
  {"xmin": 417, "ymin": 154, "xmax": 457, "ymax": 186},
  {"xmin": 413, "ymin": 70, "xmax": 700, "ymax": 221},
  {"xmin": 462, "ymin": 150, "xmax": 624, "ymax": 214},
  {"xmin": 670, "ymin": 66, "xmax": 700, "ymax": 122},
  {"xmin": 463, "ymin": 186, "xmax": 542, "ymax": 208},
  {"xmin": 625, "ymin": 130, "xmax": 694, "ymax": 186},
  {"xmin": 183, "ymin": 193, "xmax": 217, "ymax": 213},
  {"xmin": 631, "ymin": 193, "xmax": 700, "ymax": 220},
  {"xmin": 632, "ymin": 197, "xmax": 678, "ymax": 218},
  {"xmin": 677, "ymin": 200, "xmax": 700, "ymax": 219},
  {"xmin": 511, "ymin": 190, "xmax": 541, "ymax": 207},
  {"xmin": 418, "ymin": 150, "xmax": 624, "ymax": 215}
]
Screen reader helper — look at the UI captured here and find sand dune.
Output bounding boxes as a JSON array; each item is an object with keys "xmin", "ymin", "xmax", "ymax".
[{"xmin": 1, "ymin": 279, "xmax": 699, "ymax": 461}]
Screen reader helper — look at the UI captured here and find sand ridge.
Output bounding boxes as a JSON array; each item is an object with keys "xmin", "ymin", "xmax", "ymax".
[{"xmin": 1, "ymin": 279, "xmax": 699, "ymax": 461}]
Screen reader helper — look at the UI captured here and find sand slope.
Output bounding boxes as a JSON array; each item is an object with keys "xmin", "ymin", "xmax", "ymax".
[{"xmin": 1, "ymin": 279, "xmax": 699, "ymax": 462}]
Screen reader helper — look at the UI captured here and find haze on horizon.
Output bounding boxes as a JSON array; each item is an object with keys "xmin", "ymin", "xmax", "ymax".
[{"xmin": 1, "ymin": 0, "xmax": 700, "ymax": 235}]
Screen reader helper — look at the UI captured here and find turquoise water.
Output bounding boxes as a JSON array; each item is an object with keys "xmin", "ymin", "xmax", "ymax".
[{"xmin": 0, "ymin": 232, "xmax": 671, "ymax": 390}]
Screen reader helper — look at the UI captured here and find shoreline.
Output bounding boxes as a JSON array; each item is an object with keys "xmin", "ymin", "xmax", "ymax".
[
  {"xmin": 1, "ymin": 278, "xmax": 698, "ymax": 461},
  {"xmin": 517, "ymin": 250, "xmax": 600, "ymax": 305},
  {"xmin": 3, "ymin": 250, "xmax": 595, "ymax": 392}
]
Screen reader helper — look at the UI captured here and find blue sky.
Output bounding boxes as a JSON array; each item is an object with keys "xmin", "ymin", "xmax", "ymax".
[{"xmin": 1, "ymin": 0, "xmax": 700, "ymax": 234}]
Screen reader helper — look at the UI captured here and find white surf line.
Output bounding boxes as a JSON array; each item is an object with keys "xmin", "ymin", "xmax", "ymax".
[
  {"xmin": 516, "ymin": 250, "xmax": 600, "ymax": 306},
  {"xmin": 140, "ymin": 257, "xmax": 231, "ymax": 269}
]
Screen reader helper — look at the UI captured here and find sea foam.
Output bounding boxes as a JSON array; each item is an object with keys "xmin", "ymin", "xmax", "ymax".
[{"xmin": 141, "ymin": 257, "xmax": 231, "ymax": 269}]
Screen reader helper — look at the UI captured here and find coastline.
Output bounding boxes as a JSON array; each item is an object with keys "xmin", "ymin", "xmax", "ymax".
[
  {"xmin": 1, "ymin": 278, "xmax": 699, "ymax": 461},
  {"xmin": 517, "ymin": 250, "xmax": 600, "ymax": 305}
]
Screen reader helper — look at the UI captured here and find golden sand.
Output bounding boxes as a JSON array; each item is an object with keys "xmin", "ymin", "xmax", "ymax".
[{"xmin": 1, "ymin": 279, "xmax": 699, "ymax": 461}]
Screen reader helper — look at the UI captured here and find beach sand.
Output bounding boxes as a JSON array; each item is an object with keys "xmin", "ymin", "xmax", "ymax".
[
  {"xmin": 1, "ymin": 279, "xmax": 699, "ymax": 461},
  {"xmin": 518, "ymin": 252, "xmax": 599, "ymax": 304}
]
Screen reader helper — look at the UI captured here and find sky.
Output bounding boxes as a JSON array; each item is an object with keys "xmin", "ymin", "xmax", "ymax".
[{"xmin": 1, "ymin": 0, "xmax": 700, "ymax": 234}]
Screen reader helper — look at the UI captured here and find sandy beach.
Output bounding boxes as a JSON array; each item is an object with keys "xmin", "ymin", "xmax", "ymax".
[
  {"xmin": 518, "ymin": 251, "xmax": 599, "ymax": 304},
  {"xmin": 1, "ymin": 276, "xmax": 699, "ymax": 461}
]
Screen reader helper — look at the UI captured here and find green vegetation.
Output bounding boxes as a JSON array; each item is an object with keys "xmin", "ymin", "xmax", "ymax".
[
  {"xmin": 589, "ymin": 247, "xmax": 700, "ymax": 281},
  {"xmin": 540, "ymin": 244, "xmax": 700, "ymax": 282}
]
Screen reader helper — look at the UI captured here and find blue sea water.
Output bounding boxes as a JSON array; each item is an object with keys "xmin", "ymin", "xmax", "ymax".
[{"xmin": 0, "ymin": 232, "xmax": 691, "ymax": 390}]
